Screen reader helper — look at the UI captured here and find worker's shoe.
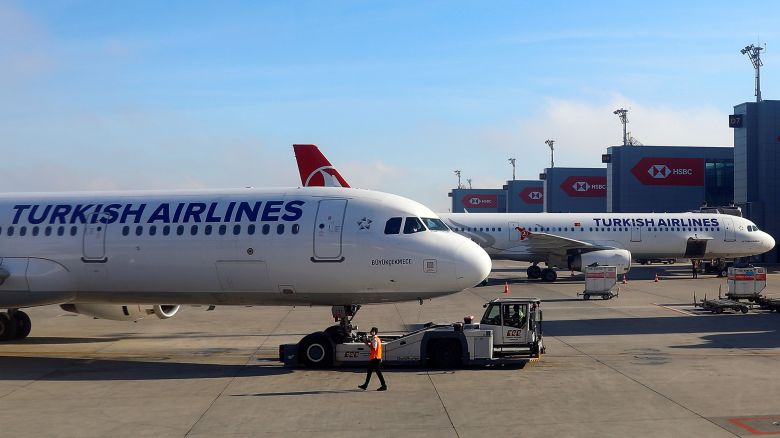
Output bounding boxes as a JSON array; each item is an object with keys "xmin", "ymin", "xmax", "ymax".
[
  {"xmin": 377, "ymin": 386, "xmax": 387, "ymax": 391},
  {"xmin": 358, "ymin": 384, "xmax": 367, "ymax": 390}
]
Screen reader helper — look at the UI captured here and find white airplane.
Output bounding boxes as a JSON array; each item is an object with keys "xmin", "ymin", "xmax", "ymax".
[
  {"xmin": 0, "ymin": 184, "xmax": 491, "ymax": 342},
  {"xmin": 293, "ymin": 144, "xmax": 775, "ymax": 282}
]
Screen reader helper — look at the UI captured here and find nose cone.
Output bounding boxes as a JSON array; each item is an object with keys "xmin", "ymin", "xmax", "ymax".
[
  {"xmin": 763, "ymin": 232, "xmax": 776, "ymax": 252},
  {"xmin": 455, "ymin": 240, "xmax": 492, "ymax": 290}
]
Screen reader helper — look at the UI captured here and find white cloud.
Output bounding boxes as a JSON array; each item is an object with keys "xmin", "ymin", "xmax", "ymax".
[{"xmin": 0, "ymin": 3, "xmax": 57, "ymax": 81}]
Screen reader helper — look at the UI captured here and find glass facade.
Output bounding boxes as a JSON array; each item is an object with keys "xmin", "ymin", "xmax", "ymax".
[{"xmin": 704, "ymin": 159, "xmax": 734, "ymax": 207}]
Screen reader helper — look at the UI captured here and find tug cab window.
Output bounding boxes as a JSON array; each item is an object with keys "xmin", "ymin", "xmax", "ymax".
[
  {"xmin": 503, "ymin": 304, "xmax": 527, "ymax": 329},
  {"xmin": 384, "ymin": 217, "xmax": 402, "ymax": 235},
  {"xmin": 403, "ymin": 217, "xmax": 426, "ymax": 234},
  {"xmin": 422, "ymin": 217, "xmax": 450, "ymax": 231},
  {"xmin": 481, "ymin": 303, "xmax": 502, "ymax": 326}
]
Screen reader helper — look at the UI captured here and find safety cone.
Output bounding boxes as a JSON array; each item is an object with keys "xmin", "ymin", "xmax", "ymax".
[
  {"xmin": 503, "ymin": 281, "xmax": 510, "ymax": 294},
  {"xmin": 622, "ymin": 274, "xmax": 627, "ymax": 285},
  {"xmin": 654, "ymin": 272, "xmax": 660, "ymax": 282}
]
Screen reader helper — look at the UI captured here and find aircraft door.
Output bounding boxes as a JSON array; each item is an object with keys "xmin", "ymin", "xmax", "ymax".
[
  {"xmin": 723, "ymin": 217, "xmax": 736, "ymax": 242},
  {"xmin": 82, "ymin": 214, "xmax": 107, "ymax": 262},
  {"xmin": 313, "ymin": 199, "xmax": 347, "ymax": 261},
  {"xmin": 630, "ymin": 226, "xmax": 641, "ymax": 242}
]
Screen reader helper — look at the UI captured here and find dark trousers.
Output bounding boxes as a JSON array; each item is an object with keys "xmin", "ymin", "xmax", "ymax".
[{"xmin": 364, "ymin": 358, "xmax": 386, "ymax": 387}]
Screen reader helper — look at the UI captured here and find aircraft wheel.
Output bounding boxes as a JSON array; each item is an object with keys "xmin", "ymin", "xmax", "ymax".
[
  {"xmin": 0, "ymin": 313, "xmax": 18, "ymax": 341},
  {"xmin": 12, "ymin": 311, "xmax": 31, "ymax": 339},
  {"xmin": 298, "ymin": 332, "xmax": 334, "ymax": 368},
  {"xmin": 527, "ymin": 265, "xmax": 542, "ymax": 279},
  {"xmin": 541, "ymin": 269, "xmax": 557, "ymax": 282}
]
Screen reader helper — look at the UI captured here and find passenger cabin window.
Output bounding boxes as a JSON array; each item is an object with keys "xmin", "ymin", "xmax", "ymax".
[
  {"xmin": 384, "ymin": 217, "xmax": 402, "ymax": 235},
  {"xmin": 422, "ymin": 217, "xmax": 449, "ymax": 231},
  {"xmin": 403, "ymin": 217, "xmax": 426, "ymax": 234}
]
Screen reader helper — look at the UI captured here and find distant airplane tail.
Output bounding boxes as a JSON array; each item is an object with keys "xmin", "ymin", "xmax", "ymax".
[{"xmin": 293, "ymin": 144, "xmax": 351, "ymax": 188}]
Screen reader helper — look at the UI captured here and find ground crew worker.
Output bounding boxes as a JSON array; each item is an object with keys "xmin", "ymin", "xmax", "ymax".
[
  {"xmin": 358, "ymin": 327, "xmax": 387, "ymax": 391},
  {"xmin": 692, "ymin": 260, "xmax": 699, "ymax": 279}
]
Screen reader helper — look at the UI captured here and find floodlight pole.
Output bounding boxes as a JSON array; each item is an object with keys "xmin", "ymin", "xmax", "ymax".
[
  {"xmin": 508, "ymin": 158, "xmax": 516, "ymax": 181},
  {"xmin": 741, "ymin": 44, "xmax": 765, "ymax": 102},
  {"xmin": 613, "ymin": 108, "xmax": 629, "ymax": 146},
  {"xmin": 454, "ymin": 170, "xmax": 462, "ymax": 189},
  {"xmin": 544, "ymin": 140, "xmax": 555, "ymax": 168},
  {"xmin": 467, "ymin": 178, "xmax": 472, "ymax": 189}
]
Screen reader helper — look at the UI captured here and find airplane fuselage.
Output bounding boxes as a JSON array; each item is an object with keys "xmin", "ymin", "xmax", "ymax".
[
  {"xmin": 0, "ymin": 187, "xmax": 491, "ymax": 309},
  {"xmin": 440, "ymin": 212, "xmax": 774, "ymax": 266}
]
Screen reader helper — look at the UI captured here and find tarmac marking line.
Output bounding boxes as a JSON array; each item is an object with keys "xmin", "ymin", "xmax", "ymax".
[
  {"xmin": 728, "ymin": 416, "xmax": 780, "ymax": 435},
  {"xmin": 426, "ymin": 371, "xmax": 461, "ymax": 438},
  {"xmin": 553, "ymin": 336, "xmax": 739, "ymax": 437},
  {"xmin": 183, "ymin": 307, "xmax": 294, "ymax": 437}
]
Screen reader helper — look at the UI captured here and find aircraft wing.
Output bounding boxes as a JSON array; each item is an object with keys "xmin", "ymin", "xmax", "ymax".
[{"xmin": 519, "ymin": 232, "xmax": 614, "ymax": 256}]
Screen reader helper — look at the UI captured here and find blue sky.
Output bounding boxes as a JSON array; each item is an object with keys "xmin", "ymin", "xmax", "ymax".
[{"xmin": 2, "ymin": 1, "xmax": 778, "ymax": 210}]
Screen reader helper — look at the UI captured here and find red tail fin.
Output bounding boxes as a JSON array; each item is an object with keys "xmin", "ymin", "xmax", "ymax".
[{"xmin": 293, "ymin": 144, "xmax": 351, "ymax": 188}]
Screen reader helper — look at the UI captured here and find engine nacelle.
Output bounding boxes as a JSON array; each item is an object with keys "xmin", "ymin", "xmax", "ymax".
[
  {"xmin": 568, "ymin": 249, "xmax": 632, "ymax": 274},
  {"xmin": 60, "ymin": 304, "xmax": 180, "ymax": 322}
]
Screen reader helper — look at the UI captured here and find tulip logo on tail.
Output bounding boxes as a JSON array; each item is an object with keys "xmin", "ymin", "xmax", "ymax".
[
  {"xmin": 304, "ymin": 166, "xmax": 350, "ymax": 187},
  {"xmin": 560, "ymin": 176, "xmax": 607, "ymax": 197},
  {"xmin": 515, "ymin": 227, "xmax": 532, "ymax": 240},
  {"xmin": 519, "ymin": 187, "xmax": 544, "ymax": 204},
  {"xmin": 461, "ymin": 194, "xmax": 498, "ymax": 209},
  {"xmin": 631, "ymin": 158, "xmax": 704, "ymax": 186}
]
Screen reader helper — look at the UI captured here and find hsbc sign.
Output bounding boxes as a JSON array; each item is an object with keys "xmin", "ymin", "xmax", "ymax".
[
  {"xmin": 631, "ymin": 157, "xmax": 704, "ymax": 186},
  {"xmin": 560, "ymin": 176, "xmax": 607, "ymax": 197},
  {"xmin": 519, "ymin": 187, "xmax": 544, "ymax": 204},
  {"xmin": 461, "ymin": 194, "xmax": 498, "ymax": 209}
]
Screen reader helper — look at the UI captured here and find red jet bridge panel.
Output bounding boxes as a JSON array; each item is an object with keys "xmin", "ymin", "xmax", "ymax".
[
  {"xmin": 560, "ymin": 176, "xmax": 607, "ymax": 198},
  {"xmin": 630, "ymin": 157, "xmax": 705, "ymax": 186},
  {"xmin": 519, "ymin": 187, "xmax": 544, "ymax": 205},
  {"xmin": 461, "ymin": 194, "xmax": 498, "ymax": 209}
]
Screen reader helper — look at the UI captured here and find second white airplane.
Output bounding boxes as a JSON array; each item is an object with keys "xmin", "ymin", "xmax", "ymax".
[{"xmin": 293, "ymin": 144, "xmax": 775, "ymax": 282}]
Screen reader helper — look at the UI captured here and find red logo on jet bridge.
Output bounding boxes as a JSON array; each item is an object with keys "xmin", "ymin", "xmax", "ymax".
[
  {"xmin": 462, "ymin": 194, "xmax": 498, "ymax": 208},
  {"xmin": 630, "ymin": 157, "xmax": 704, "ymax": 186},
  {"xmin": 560, "ymin": 176, "xmax": 607, "ymax": 197},
  {"xmin": 519, "ymin": 187, "xmax": 544, "ymax": 204}
]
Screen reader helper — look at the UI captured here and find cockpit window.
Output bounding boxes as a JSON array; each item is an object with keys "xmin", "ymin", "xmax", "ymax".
[
  {"xmin": 384, "ymin": 217, "xmax": 402, "ymax": 235},
  {"xmin": 422, "ymin": 217, "xmax": 450, "ymax": 231},
  {"xmin": 749, "ymin": 225, "xmax": 760, "ymax": 232},
  {"xmin": 403, "ymin": 217, "xmax": 426, "ymax": 234}
]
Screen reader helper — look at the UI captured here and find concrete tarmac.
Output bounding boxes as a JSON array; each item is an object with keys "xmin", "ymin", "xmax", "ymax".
[{"xmin": 1, "ymin": 261, "xmax": 779, "ymax": 437}]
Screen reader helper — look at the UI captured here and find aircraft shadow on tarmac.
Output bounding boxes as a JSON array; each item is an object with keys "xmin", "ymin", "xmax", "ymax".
[
  {"xmin": 0, "ymin": 356, "xmax": 294, "ymax": 381},
  {"xmin": 1, "ymin": 337, "xmax": 119, "ymax": 345},
  {"xmin": 544, "ymin": 314, "xmax": 780, "ymax": 349}
]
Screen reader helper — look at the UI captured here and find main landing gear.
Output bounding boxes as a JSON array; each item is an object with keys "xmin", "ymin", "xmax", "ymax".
[
  {"xmin": 0, "ymin": 309, "xmax": 32, "ymax": 341},
  {"xmin": 526, "ymin": 263, "xmax": 557, "ymax": 282},
  {"xmin": 297, "ymin": 305, "xmax": 361, "ymax": 368}
]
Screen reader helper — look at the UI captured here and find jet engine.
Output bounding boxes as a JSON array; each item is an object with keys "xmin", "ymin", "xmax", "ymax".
[
  {"xmin": 59, "ymin": 304, "xmax": 181, "ymax": 322},
  {"xmin": 568, "ymin": 249, "xmax": 631, "ymax": 274}
]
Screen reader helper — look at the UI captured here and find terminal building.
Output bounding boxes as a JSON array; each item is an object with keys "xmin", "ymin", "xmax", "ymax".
[
  {"xmin": 732, "ymin": 99, "xmax": 780, "ymax": 262},
  {"xmin": 504, "ymin": 180, "xmax": 544, "ymax": 213},
  {"xmin": 541, "ymin": 167, "xmax": 607, "ymax": 212},
  {"xmin": 604, "ymin": 145, "xmax": 733, "ymax": 213}
]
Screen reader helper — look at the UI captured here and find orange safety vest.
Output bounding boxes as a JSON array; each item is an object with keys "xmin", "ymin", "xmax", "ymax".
[{"xmin": 369, "ymin": 336, "xmax": 383, "ymax": 360}]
